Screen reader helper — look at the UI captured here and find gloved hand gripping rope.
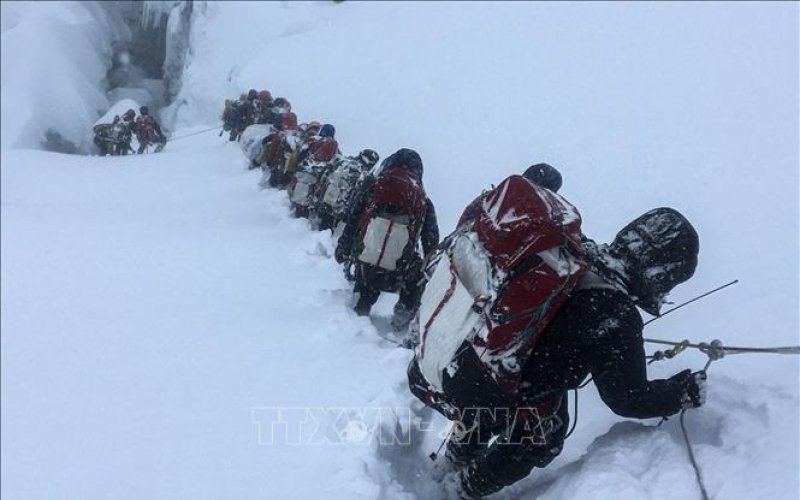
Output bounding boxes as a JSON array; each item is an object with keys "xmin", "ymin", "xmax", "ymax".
[{"xmin": 643, "ymin": 281, "xmax": 799, "ymax": 500}]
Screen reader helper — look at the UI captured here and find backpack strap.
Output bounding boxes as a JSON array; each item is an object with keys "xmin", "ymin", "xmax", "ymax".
[{"xmin": 576, "ymin": 269, "xmax": 628, "ymax": 293}]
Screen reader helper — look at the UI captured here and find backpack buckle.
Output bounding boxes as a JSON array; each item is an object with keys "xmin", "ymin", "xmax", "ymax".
[{"xmin": 471, "ymin": 295, "xmax": 490, "ymax": 314}]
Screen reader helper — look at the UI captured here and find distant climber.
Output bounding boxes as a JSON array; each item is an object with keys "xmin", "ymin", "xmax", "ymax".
[
  {"xmin": 135, "ymin": 106, "xmax": 167, "ymax": 154},
  {"xmin": 335, "ymin": 148, "xmax": 439, "ymax": 331},
  {"xmin": 93, "ymin": 109, "xmax": 136, "ymax": 156}
]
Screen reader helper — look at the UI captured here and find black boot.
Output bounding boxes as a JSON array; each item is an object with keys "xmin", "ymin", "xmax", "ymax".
[{"xmin": 354, "ymin": 296, "xmax": 373, "ymax": 316}]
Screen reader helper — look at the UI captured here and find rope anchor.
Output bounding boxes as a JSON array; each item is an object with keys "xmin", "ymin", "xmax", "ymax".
[{"xmin": 648, "ymin": 339, "xmax": 690, "ymax": 364}]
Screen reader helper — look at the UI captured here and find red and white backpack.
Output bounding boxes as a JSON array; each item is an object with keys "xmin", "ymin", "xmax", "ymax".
[
  {"xmin": 414, "ymin": 175, "xmax": 589, "ymax": 398},
  {"xmin": 135, "ymin": 116, "xmax": 157, "ymax": 145},
  {"xmin": 356, "ymin": 166, "xmax": 427, "ymax": 272}
]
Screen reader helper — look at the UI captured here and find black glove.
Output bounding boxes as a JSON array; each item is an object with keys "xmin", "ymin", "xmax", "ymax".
[{"xmin": 671, "ymin": 369, "xmax": 707, "ymax": 409}]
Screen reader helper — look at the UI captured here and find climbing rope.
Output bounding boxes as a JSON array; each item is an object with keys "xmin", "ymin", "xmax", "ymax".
[
  {"xmin": 647, "ymin": 334, "xmax": 799, "ymax": 498},
  {"xmin": 166, "ymin": 126, "xmax": 222, "ymax": 142},
  {"xmin": 644, "ymin": 337, "xmax": 800, "ymax": 357},
  {"xmin": 646, "ymin": 344, "xmax": 715, "ymax": 500},
  {"xmin": 680, "ymin": 409, "xmax": 711, "ymax": 500},
  {"xmin": 565, "ymin": 388, "xmax": 579, "ymax": 438}
]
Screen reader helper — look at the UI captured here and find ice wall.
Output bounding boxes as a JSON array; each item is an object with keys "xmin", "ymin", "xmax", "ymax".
[
  {"xmin": 0, "ymin": 2, "xmax": 129, "ymax": 152},
  {"xmin": 0, "ymin": 1, "xmax": 195, "ymax": 154}
]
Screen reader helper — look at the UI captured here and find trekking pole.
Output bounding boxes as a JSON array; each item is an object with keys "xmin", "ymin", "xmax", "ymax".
[
  {"xmin": 643, "ymin": 280, "xmax": 739, "ymax": 326},
  {"xmin": 429, "ymin": 423, "xmax": 454, "ymax": 461}
]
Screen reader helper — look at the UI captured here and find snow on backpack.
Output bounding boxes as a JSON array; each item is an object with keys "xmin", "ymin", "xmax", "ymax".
[
  {"xmin": 238, "ymin": 124, "xmax": 271, "ymax": 162},
  {"xmin": 289, "ymin": 158, "xmax": 328, "ymax": 207},
  {"xmin": 289, "ymin": 168, "xmax": 318, "ymax": 206},
  {"xmin": 357, "ymin": 166, "xmax": 427, "ymax": 272},
  {"xmin": 307, "ymin": 137, "xmax": 338, "ymax": 164},
  {"xmin": 415, "ymin": 175, "xmax": 589, "ymax": 398},
  {"xmin": 322, "ymin": 162, "xmax": 360, "ymax": 214}
]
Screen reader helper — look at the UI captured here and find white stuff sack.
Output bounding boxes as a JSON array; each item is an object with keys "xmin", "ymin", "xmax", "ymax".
[
  {"xmin": 290, "ymin": 171, "xmax": 317, "ymax": 205},
  {"xmin": 357, "ymin": 216, "xmax": 410, "ymax": 271},
  {"xmin": 322, "ymin": 176, "xmax": 344, "ymax": 207},
  {"xmin": 239, "ymin": 124, "xmax": 271, "ymax": 155},
  {"xmin": 417, "ymin": 233, "xmax": 493, "ymax": 392},
  {"xmin": 323, "ymin": 166, "xmax": 357, "ymax": 210}
]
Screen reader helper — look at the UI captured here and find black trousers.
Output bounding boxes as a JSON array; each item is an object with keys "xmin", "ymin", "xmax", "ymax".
[
  {"xmin": 407, "ymin": 355, "xmax": 568, "ymax": 498},
  {"xmin": 353, "ymin": 257, "xmax": 424, "ymax": 315}
]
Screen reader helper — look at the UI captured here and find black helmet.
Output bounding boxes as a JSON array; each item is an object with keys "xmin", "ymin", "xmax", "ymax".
[
  {"xmin": 319, "ymin": 124, "xmax": 335, "ymax": 138},
  {"xmin": 523, "ymin": 163, "xmax": 562, "ymax": 192},
  {"xmin": 385, "ymin": 148, "xmax": 423, "ymax": 177},
  {"xmin": 357, "ymin": 149, "xmax": 379, "ymax": 168},
  {"xmin": 272, "ymin": 97, "xmax": 291, "ymax": 110},
  {"xmin": 610, "ymin": 207, "xmax": 699, "ymax": 316},
  {"xmin": 247, "ymin": 89, "xmax": 258, "ymax": 100},
  {"xmin": 139, "ymin": 106, "xmax": 149, "ymax": 115}
]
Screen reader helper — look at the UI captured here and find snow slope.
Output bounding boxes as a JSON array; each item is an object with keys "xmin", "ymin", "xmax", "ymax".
[
  {"xmin": 0, "ymin": 137, "xmax": 412, "ymax": 499},
  {"xmin": 2, "ymin": 2, "xmax": 798, "ymax": 500},
  {"xmin": 3, "ymin": 129, "xmax": 797, "ymax": 500}
]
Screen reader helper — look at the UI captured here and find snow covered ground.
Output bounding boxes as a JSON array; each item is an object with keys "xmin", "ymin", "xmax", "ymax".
[{"xmin": 2, "ymin": 2, "xmax": 798, "ymax": 499}]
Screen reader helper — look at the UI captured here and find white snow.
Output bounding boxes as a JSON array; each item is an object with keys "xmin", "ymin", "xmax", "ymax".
[
  {"xmin": 93, "ymin": 98, "xmax": 142, "ymax": 127},
  {"xmin": 2, "ymin": 2, "xmax": 798, "ymax": 500},
  {"xmin": 0, "ymin": 2, "xmax": 128, "ymax": 151}
]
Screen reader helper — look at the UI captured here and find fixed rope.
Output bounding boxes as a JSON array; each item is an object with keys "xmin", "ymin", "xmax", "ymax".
[
  {"xmin": 680, "ymin": 409, "xmax": 710, "ymax": 500},
  {"xmin": 166, "ymin": 126, "xmax": 222, "ymax": 142},
  {"xmin": 644, "ymin": 338, "xmax": 800, "ymax": 357}
]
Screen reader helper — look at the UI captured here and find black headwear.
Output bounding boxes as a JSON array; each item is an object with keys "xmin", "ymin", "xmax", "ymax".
[
  {"xmin": 384, "ymin": 148, "xmax": 423, "ymax": 177},
  {"xmin": 610, "ymin": 207, "xmax": 699, "ymax": 316},
  {"xmin": 358, "ymin": 149, "xmax": 379, "ymax": 169},
  {"xmin": 523, "ymin": 163, "xmax": 562, "ymax": 192}
]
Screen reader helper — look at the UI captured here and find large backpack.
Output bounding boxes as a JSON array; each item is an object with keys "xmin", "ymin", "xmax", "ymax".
[
  {"xmin": 306, "ymin": 136, "xmax": 338, "ymax": 164},
  {"xmin": 289, "ymin": 161, "xmax": 326, "ymax": 207},
  {"xmin": 320, "ymin": 160, "xmax": 362, "ymax": 217},
  {"xmin": 239, "ymin": 125, "xmax": 271, "ymax": 164},
  {"xmin": 93, "ymin": 123, "xmax": 114, "ymax": 139},
  {"xmin": 356, "ymin": 166, "xmax": 428, "ymax": 272},
  {"xmin": 265, "ymin": 131, "xmax": 290, "ymax": 169},
  {"xmin": 135, "ymin": 116, "xmax": 157, "ymax": 145},
  {"xmin": 414, "ymin": 175, "xmax": 588, "ymax": 406}
]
